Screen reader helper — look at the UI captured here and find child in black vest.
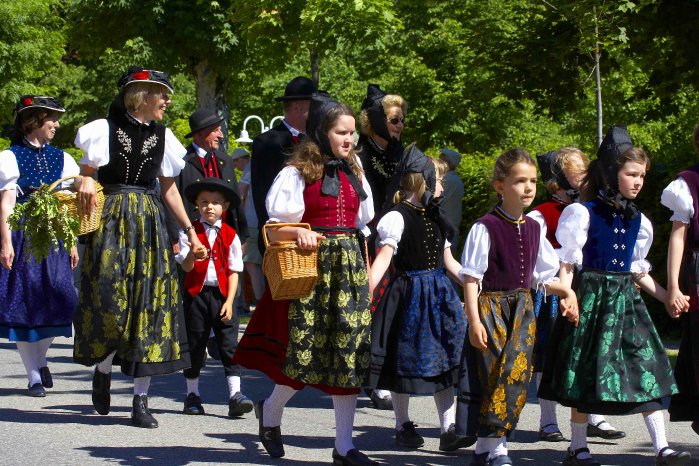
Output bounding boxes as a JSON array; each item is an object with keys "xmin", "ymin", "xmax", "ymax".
[{"xmin": 176, "ymin": 178, "xmax": 253, "ymax": 417}]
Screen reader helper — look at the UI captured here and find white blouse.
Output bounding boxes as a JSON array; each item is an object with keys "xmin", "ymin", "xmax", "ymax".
[
  {"xmin": 459, "ymin": 220, "xmax": 560, "ymax": 286},
  {"xmin": 555, "ymin": 203, "xmax": 652, "ymax": 274},
  {"xmin": 526, "ymin": 210, "xmax": 548, "ymax": 237},
  {"xmin": 265, "ymin": 163, "xmax": 375, "ymax": 237},
  {"xmin": 660, "ymin": 178, "xmax": 693, "ymax": 224},
  {"xmin": 0, "ymin": 148, "xmax": 80, "ymax": 192},
  {"xmin": 74, "ymin": 119, "xmax": 186, "ymax": 177},
  {"xmin": 376, "ymin": 209, "xmax": 451, "ymax": 254}
]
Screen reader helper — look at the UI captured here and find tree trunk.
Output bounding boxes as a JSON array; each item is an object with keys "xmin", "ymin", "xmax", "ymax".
[
  {"xmin": 310, "ymin": 48, "xmax": 320, "ymax": 87},
  {"xmin": 193, "ymin": 59, "xmax": 230, "ymax": 154},
  {"xmin": 594, "ymin": 7, "xmax": 603, "ymax": 147}
]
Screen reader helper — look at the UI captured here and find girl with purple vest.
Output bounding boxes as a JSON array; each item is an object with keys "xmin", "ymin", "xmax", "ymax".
[
  {"xmin": 539, "ymin": 126, "xmax": 689, "ymax": 466},
  {"xmin": 459, "ymin": 148, "xmax": 578, "ymax": 466},
  {"xmin": 661, "ymin": 123, "xmax": 699, "ymax": 437}
]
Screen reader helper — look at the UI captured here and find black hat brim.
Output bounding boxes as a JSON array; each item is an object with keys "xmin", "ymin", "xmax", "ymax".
[
  {"xmin": 184, "ymin": 179, "xmax": 240, "ymax": 209},
  {"xmin": 185, "ymin": 114, "xmax": 225, "ymax": 138}
]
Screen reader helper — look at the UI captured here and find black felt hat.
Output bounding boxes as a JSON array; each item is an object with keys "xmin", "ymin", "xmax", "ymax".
[
  {"xmin": 275, "ymin": 76, "xmax": 317, "ymax": 102},
  {"xmin": 13, "ymin": 95, "xmax": 65, "ymax": 116},
  {"xmin": 185, "ymin": 108, "xmax": 225, "ymax": 138},
  {"xmin": 184, "ymin": 178, "xmax": 240, "ymax": 208},
  {"xmin": 118, "ymin": 66, "xmax": 174, "ymax": 93}
]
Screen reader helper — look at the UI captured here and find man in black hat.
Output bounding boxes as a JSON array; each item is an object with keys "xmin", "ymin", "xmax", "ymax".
[
  {"xmin": 250, "ymin": 76, "xmax": 316, "ymax": 253},
  {"xmin": 171, "ymin": 108, "xmax": 248, "ymax": 244}
]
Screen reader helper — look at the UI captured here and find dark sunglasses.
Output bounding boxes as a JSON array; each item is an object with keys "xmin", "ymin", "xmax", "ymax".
[{"xmin": 387, "ymin": 117, "xmax": 405, "ymax": 125}]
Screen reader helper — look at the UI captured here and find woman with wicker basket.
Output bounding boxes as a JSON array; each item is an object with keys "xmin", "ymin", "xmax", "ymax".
[
  {"xmin": 0, "ymin": 95, "xmax": 81, "ymax": 397},
  {"xmin": 72, "ymin": 67, "xmax": 204, "ymax": 429},
  {"xmin": 233, "ymin": 93, "xmax": 377, "ymax": 466}
]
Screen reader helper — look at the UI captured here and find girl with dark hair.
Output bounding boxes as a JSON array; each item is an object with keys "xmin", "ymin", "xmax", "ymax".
[
  {"xmin": 72, "ymin": 67, "xmax": 203, "ymax": 428},
  {"xmin": 539, "ymin": 126, "xmax": 690, "ymax": 466},
  {"xmin": 458, "ymin": 148, "xmax": 578, "ymax": 466},
  {"xmin": 661, "ymin": 123, "xmax": 699, "ymax": 437},
  {"xmin": 0, "ymin": 95, "xmax": 81, "ymax": 397},
  {"xmin": 233, "ymin": 94, "xmax": 377, "ymax": 465}
]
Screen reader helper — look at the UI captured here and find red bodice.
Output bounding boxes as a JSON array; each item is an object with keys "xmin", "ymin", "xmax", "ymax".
[{"xmin": 301, "ymin": 171, "xmax": 360, "ymax": 229}]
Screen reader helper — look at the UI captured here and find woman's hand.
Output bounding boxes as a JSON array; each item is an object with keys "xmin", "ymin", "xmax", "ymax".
[
  {"xmin": 468, "ymin": 321, "xmax": 488, "ymax": 350},
  {"xmin": 76, "ymin": 175, "xmax": 97, "ymax": 212},
  {"xmin": 0, "ymin": 240, "xmax": 14, "ymax": 270},
  {"xmin": 296, "ymin": 229, "xmax": 325, "ymax": 251},
  {"xmin": 666, "ymin": 288, "xmax": 690, "ymax": 318},
  {"xmin": 70, "ymin": 246, "xmax": 79, "ymax": 269},
  {"xmin": 187, "ymin": 230, "xmax": 207, "ymax": 260},
  {"xmin": 559, "ymin": 289, "xmax": 579, "ymax": 326}
]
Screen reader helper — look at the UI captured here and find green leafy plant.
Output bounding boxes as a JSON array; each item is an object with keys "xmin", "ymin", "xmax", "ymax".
[{"xmin": 8, "ymin": 184, "xmax": 79, "ymax": 262}]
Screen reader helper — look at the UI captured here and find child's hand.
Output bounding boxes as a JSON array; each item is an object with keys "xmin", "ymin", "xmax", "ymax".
[
  {"xmin": 666, "ymin": 289, "xmax": 690, "ymax": 318},
  {"xmin": 468, "ymin": 321, "xmax": 488, "ymax": 350},
  {"xmin": 296, "ymin": 229, "xmax": 325, "ymax": 250},
  {"xmin": 220, "ymin": 301, "xmax": 233, "ymax": 322},
  {"xmin": 560, "ymin": 290, "xmax": 579, "ymax": 326},
  {"xmin": 192, "ymin": 244, "xmax": 209, "ymax": 260}
]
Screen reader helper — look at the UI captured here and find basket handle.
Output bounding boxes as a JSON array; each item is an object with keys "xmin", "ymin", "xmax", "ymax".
[
  {"xmin": 262, "ymin": 223, "xmax": 312, "ymax": 248},
  {"xmin": 47, "ymin": 176, "xmax": 80, "ymax": 192}
]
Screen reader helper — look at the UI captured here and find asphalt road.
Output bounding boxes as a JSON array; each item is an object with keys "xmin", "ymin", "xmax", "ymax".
[{"xmin": 0, "ymin": 336, "xmax": 697, "ymax": 465}]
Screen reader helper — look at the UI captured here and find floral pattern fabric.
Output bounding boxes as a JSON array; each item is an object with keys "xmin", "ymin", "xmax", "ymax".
[
  {"xmin": 73, "ymin": 191, "xmax": 189, "ymax": 377},
  {"xmin": 545, "ymin": 270, "xmax": 676, "ymax": 410},
  {"xmin": 473, "ymin": 289, "xmax": 535, "ymax": 437},
  {"xmin": 281, "ymin": 234, "xmax": 371, "ymax": 388}
]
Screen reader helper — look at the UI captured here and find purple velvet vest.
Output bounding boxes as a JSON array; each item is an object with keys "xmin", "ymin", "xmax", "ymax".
[
  {"xmin": 678, "ymin": 164, "xmax": 699, "ymax": 248},
  {"xmin": 479, "ymin": 208, "xmax": 540, "ymax": 291}
]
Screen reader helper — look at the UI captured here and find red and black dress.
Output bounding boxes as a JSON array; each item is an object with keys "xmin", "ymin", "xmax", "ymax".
[{"xmin": 233, "ymin": 164, "xmax": 375, "ymax": 395}]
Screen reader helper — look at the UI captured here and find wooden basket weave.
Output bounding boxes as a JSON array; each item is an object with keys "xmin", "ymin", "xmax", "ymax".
[
  {"xmin": 262, "ymin": 223, "xmax": 318, "ymax": 300},
  {"xmin": 48, "ymin": 176, "xmax": 105, "ymax": 235}
]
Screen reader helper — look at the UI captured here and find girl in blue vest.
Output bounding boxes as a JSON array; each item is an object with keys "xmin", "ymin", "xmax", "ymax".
[
  {"xmin": 368, "ymin": 145, "xmax": 467, "ymax": 452},
  {"xmin": 661, "ymin": 123, "xmax": 699, "ymax": 437},
  {"xmin": 458, "ymin": 148, "xmax": 578, "ymax": 466},
  {"xmin": 0, "ymin": 96, "xmax": 82, "ymax": 396},
  {"xmin": 539, "ymin": 126, "xmax": 689, "ymax": 466}
]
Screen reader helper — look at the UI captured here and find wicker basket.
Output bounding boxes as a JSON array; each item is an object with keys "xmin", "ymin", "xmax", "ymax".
[
  {"xmin": 48, "ymin": 176, "xmax": 105, "ymax": 235},
  {"xmin": 262, "ymin": 223, "xmax": 319, "ymax": 300}
]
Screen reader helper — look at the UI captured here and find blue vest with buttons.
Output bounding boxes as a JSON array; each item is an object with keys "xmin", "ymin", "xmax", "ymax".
[
  {"xmin": 581, "ymin": 198, "xmax": 641, "ymax": 273},
  {"xmin": 8, "ymin": 143, "xmax": 64, "ymax": 202}
]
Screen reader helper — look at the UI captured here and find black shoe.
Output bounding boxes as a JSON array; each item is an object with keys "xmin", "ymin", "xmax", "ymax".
[
  {"xmin": 332, "ymin": 448, "xmax": 379, "ymax": 466},
  {"xmin": 228, "ymin": 392, "xmax": 254, "ymax": 418},
  {"xmin": 254, "ymin": 400, "xmax": 284, "ymax": 458},
  {"xmin": 27, "ymin": 382, "xmax": 46, "ymax": 397},
  {"xmin": 131, "ymin": 395, "xmax": 158, "ymax": 428},
  {"xmin": 539, "ymin": 423, "xmax": 565, "ymax": 442},
  {"xmin": 91, "ymin": 368, "xmax": 111, "ymax": 415},
  {"xmin": 39, "ymin": 366, "xmax": 53, "ymax": 388},
  {"xmin": 691, "ymin": 421, "xmax": 699, "ymax": 436},
  {"xmin": 395, "ymin": 421, "xmax": 424, "ymax": 448},
  {"xmin": 470, "ymin": 451, "xmax": 489, "ymax": 466},
  {"xmin": 206, "ymin": 337, "xmax": 221, "ymax": 361},
  {"xmin": 183, "ymin": 392, "xmax": 205, "ymax": 415},
  {"xmin": 489, "ymin": 456, "xmax": 513, "ymax": 466},
  {"xmin": 563, "ymin": 448, "xmax": 601, "ymax": 466},
  {"xmin": 439, "ymin": 423, "xmax": 476, "ymax": 451},
  {"xmin": 656, "ymin": 447, "xmax": 691, "ymax": 466},
  {"xmin": 586, "ymin": 421, "xmax": 626, "ymax": 439},
  {"xmin": 370, "ymin": 391, "xmax": 393, "ymax": 410}
]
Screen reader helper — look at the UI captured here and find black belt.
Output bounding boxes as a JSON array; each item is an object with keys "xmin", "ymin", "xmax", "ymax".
[{"xmin": 103, "ymin": 183, "xmax": 158, "ymax": 196}]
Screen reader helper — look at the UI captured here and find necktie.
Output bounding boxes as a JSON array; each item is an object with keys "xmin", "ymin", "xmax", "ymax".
[{"xmin": 204, "ymin": 151, "xmax": 216, "ymax": 177}]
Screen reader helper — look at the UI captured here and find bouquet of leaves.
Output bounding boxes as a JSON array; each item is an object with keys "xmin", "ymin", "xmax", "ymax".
[{"xmin": 8, "ymin": 183, "xmax": 79, "ymax": 263}]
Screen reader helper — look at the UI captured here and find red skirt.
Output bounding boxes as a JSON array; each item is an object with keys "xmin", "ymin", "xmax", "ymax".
[{"xmin": 233, "ymin": 288, "xmax": 360, "ymax": 395}]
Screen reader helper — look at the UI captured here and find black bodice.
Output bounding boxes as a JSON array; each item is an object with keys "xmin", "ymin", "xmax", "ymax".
[{"xmin": 393, "ymin": 201, "xmax": 444, "ymax": 271}]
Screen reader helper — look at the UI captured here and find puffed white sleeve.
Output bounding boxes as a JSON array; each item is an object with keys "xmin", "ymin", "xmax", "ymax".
[
  {"xmin": 356, "ymin": 157, "xmax": 375, "ymax": 236},
  {"xmin": 159, "ymin": 127, "xmax": 187, "ymax": 177},
  {"xmin": 0, "ymin": 149, "xmax": 20, "ymax": 191},
  {"xmin": 555, "ymin": 203, "xmax": 590, "ymax": 266},
  {"xmin": 459, "ymin": 222, "xmax": 490, "ymax": 281},
  {"xmin": 376, "ymin": 211, "xmax": 404, "ymax": 254},
  {"xmin": 526, "ymin": 209, "xmax": 547, "ymax": 236},
  {"xmin": 75, "ymin": 119, "xmax": 110, "ymax": 168},
  {"xmin": 228, "ymin": 234, "xmax": 244, "ymax": 272},
  {"xmin": 266, "ymin": 166, "xmax": 306, "ymax": 223},
  {"xmin": 533, "ymin": 228, "xmax": 560, "ymax": 285},
  {"xmin": 660, "ymin": 178, "xmax": 694, "ymax": 224},
  {"xmin": 630, "ymin": 214, "xmax": 653, "ymax": 275},
  {"xmin": 59, "ymin": 152, "xmax": 81, "ymax": 189}
]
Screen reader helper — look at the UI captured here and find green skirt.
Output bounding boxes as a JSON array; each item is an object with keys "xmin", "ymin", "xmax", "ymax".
[
  {"xmin": 73, "ymin": 189, "xmax": 189, "ymax": 377},
  {"xmin": 540, "ymin": 269, "xmax": 676, "ymax": 414},
  {"xmin": 280, "ymin": 234, "xmax": 372, "ymax": 388}
]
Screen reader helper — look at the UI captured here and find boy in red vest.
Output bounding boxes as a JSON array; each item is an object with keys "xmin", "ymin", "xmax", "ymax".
[{"xmin": 176, "ymin": 178, "xmax": 253, "ymax": 417}]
